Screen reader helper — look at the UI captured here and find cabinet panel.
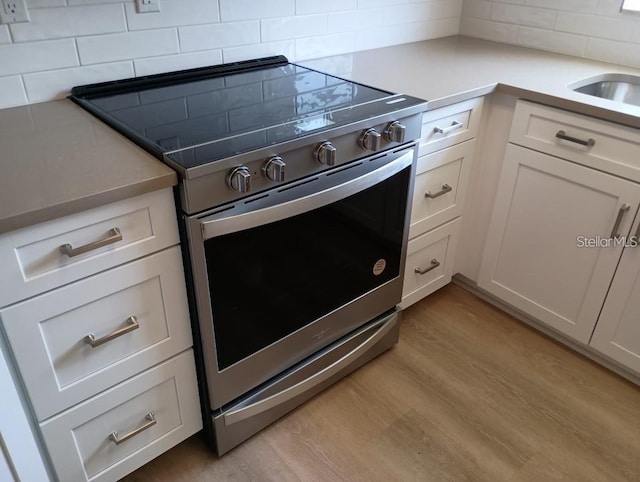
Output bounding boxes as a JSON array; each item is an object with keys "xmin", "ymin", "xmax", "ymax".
[
  {"xmin": 0, "ymin": 343, "xmax": 50, "ymax": 481},
  {"xmin": 479, "ymin": 144, "xmax": 640, "ymax": 343},
  {"xmin": 400, "ymin": 218, "xmax": 460, "ymax": 309},
  {"xmin": 509, "ymin": 100, "xmax": 640, "ymax": 182},
  {"xmin": 419, "ymin": 97, "xmax": 483, "ymax": 156},
  {"xmin": 40, "ymin": 350, "xmax": 201, "ymax": 482},
  {"xmin": 410, "ymin": 139, "xmax": 474, "ymax": 237},
  {"xmin": 0, "ymin": 188, "xmax": 179, "ymax": 307},
  {"xmin": 1, "ymin": 246, "xmax": 192, "ymax": 420},
  {"xmin": 590, "ymin": 216, "xmax": 640, "ymax": 374}
]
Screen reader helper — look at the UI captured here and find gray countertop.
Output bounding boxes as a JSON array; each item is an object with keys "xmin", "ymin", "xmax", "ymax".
[
  {"xmin": 0, "ymin": 99, "xmax": 176, "ymax": 234},
  {"xmin": 3, "ymin": 35, "xmax": 640, "ymax": 234},
  {"xmin": 301, "ymin": 35, "xmax": 640, "ymax": 128}
]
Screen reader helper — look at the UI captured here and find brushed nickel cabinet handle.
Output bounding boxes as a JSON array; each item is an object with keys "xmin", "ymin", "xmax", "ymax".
[
  {"xmin": 434, "ymin": 120, "xmax": 463, "ymax": 135},
  {"xmin": 60, "ymin": 227, "xmax": 122, "ymax": 257},
  {"xmin": 415, "ymin": 259, "xmax": 440, "ymax": 275},
  {"xmin": 109, "ymin": 412, "xmax": 156, "ymax": 445},
  {"xmin": 84, "ymin": 316, "xmax": 139, "ymax": 348},
  {"xmin": 555, "ymin": 130, "xmax": 595, "ymax": 147},
  {"xmin": 425, "ymin": 184, "xmax": 453, "ymax": 199},
  {"xmin": 610, "ymin": 204, "xmax": 631, "ymax": 239}
]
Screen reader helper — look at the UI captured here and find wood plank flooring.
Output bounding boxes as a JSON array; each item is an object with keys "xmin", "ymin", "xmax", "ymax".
[{"xmin": 121, "ymin": 284, "xmax": 640, "ymax": 481}]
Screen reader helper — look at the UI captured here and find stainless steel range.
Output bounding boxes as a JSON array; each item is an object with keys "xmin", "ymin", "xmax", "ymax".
[{"xmin": 70, "ymin": 56, "xmax": 427, "ymax": 455}]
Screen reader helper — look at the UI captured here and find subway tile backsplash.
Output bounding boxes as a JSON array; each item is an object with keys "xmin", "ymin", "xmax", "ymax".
[
  {"xmin": 1, "ymin": 0, "xmax": 638, "ymax": 110},
  {"xmin": 0, "ymin": 0, "xmax": 461, "ymax": 109},
  {"xmin": 460, "ymin": 0, "xmax": 640, "ymax": 67}
]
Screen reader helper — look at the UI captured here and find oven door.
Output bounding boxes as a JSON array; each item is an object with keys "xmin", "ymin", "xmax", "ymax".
[{"xmin": 186, "ymin": 145, "xmax": 416, "ymax": 410}]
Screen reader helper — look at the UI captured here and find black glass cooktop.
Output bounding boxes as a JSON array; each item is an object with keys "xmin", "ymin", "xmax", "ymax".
[{"xmin": 70, "ymin": 56, "xmax": 412, "ymax": 171}]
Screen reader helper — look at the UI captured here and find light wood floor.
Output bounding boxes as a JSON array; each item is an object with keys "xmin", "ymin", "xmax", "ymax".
[{"xmin": 121, "ymin": 284, "xmax": 640, "ymax": 481}]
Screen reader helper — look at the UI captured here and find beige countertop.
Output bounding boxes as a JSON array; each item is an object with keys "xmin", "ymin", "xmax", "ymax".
[
  {"xmin": 0, "ymin": 99, "xmax": 176, "ymax": 234},
  {"xmin": 3, "ymin": 35, "xmax": 640, "ymax": 234},
  {"xmin": 302, "ymin": 35, "xmax": 640, "ymax": 128}
]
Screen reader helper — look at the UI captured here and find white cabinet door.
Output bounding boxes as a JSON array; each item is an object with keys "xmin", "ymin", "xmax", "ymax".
[
  {"xmin": 0, "ymin": 344, "xmax": 50, "ymax": 482},
  {"xmin": 479, "ymin": 144, "xmax": 640, "ymax": 344},
  {"xmin": 590, "ymin": 216, "xmax": 640, "ymax": 374}
]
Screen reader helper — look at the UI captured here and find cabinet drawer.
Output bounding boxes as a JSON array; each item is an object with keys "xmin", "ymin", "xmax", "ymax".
[
  {"xmin": 410, "ymin": 139, "xmax": 475, "ymax": 238},
  {"xmin": 509, "ymin": 100, "xmax": 640, "ymax": 182},
  {"xmin": 40, "ymin": 349, "xmax": 201, "ymax": 482},
  {"xmin": 0, "ymin": 188, "xmax": 179, "ymax": 307},
  {"xmin": 1, "ymin": 246, "xmax": 192, "ymax": 420},
  {"xmin": 419, "ymin": 97, "xmax": 483, "ymax": 156},
  {"xmin": 400, "ymin": 218, "xmax": 460, "ymax": 309}
]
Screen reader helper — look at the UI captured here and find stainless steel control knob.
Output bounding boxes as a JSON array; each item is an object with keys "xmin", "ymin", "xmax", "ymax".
[
  {"xmin": 226, "ymin": 166, "xmax": 251, "ymax": 193},
  {"xmin": 316, "ymin": 141, "xmax": 337, "ymax": 166},
  {"xmin": 385, "ymin": 121, "xmax": 406, "ymax": 143},
  {"xmin": 263, "ymin": 156, "xmax": 286, "ymax": 182},
  {"xmin": 360, "ymin": 128, "xmax": 382, "ymax": 151}
]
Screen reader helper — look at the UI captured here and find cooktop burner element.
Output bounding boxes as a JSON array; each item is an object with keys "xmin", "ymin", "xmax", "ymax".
[{"xmin": 70, "ymin": 55, "xmax": 427, "ymax": 214}]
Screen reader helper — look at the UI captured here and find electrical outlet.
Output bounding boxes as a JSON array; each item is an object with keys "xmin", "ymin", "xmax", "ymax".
[
  {"xmin": 136, "ymin": 0, "xmax": 160, "ymax": 13},
  {"xmin": 0, "ymin": 0, "xmax": 30, "ymax": 24}
]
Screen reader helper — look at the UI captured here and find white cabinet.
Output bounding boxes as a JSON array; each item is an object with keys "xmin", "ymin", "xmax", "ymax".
[
  {"xmin": 0, "ymin": 342, "xmax": 50, "ymax": 482},
  {"xmin": 479, "ymin": 99, "xmax": 640, "ymax": 380},
  {"xmin": 0, "ymin": 188, "xmax": 201, "ymax": 481},
  {"xmin": 401, "ymin": 97, "xmax": 483, "ymax": 308},
  {"xmin": 479, "ymin": 143, "xmax": 640, "ymax": 343},
  {"xmin": 590, "ymin": 217, "xmax": 640, "ymax": 374}
]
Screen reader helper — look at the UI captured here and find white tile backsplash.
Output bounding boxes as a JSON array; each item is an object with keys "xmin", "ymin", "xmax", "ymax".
[
  {"xmin": 0, "ymin": 76, "xmax": 27, "ymax": 109},
  {"xmin": 23, "ymin": 62, "xmax": 134, "ymax": 102},
  {"xmin": 179, "ymin": 21, "xmax": 260, "ymax": 52},
  {"xmin": 134, "ymin": 50, "xmax": 223, "ymax": 76},
  {"xmin": 0, "ymin": 39, "xmax": 78, "ymax": 76},
  {"xmin": 460, "ymin": 0, "xmax": 640, "ymax": 68},
  {"xmin": 9, "ymin": 0, "xmax": 639, "ymax": 107},
  {"xmin": 296, "ymin": 0, "xmax": 357, "ymax": 15},
  {"xmin": 260, "ymin": 14, "xmax": 327, "ymax": 42},
  {"xmin": 125, "ymin": 0, "xmax": 220, "ymax": 31},
  {"xmin": 220, "ymin": 0, "xmax": 294, "ymax": 22},
  {"xmin": 10, "ymin": 5, "xmax": 126, "ymax": 42},
  {"xmin": 77, "ymin": 29, "xmax": 179, "ymax": 65},
  {"xmin": 0, "ymin": 25, "xmax": 10, "ymax": 44}
]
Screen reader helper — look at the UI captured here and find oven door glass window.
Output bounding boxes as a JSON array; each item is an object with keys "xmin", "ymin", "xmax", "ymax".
[{"xmin": 204, "ymin": 166, "xmax": 410, "ymax": 370}]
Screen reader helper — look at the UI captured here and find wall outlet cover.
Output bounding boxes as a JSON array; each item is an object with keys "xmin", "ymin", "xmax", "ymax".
[
  {"xmin": 0, "ymin": 0, "xmax": 30, "ymax": 24},
  {"xmin": 136, "ymin": 0, "xmax": 161, "ymax": 13}
]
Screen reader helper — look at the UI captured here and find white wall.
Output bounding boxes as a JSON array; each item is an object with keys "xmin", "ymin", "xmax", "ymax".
[
  {"xmin": 0, "ymin": 0, "xmax": 462, "ymax": 109},
  {"xmin": 461, "ymin": 0, "xmax": 640, "ymax": 67}
]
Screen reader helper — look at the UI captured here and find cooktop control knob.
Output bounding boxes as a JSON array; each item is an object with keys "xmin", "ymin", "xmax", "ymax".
[
  {"xmin": 385, "ymin": 121, "xmax": 406, "ymax": 143},
  {"xmin": 316, "ymin": 141, "xmax": 337, "ymax": 166},
  {"xmin": 263, "ymin": 156, "xmax": 286, "ymax": 182},
  {"xmin": 227, "ymin": 166, "xmax": 251, "ymax": 193},
  {"xmin": 360, "ymin": 128, "xmax": 381, "ymax": 151}
]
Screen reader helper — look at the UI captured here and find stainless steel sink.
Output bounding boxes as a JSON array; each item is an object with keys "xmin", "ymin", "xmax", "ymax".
[{"xmin": 570, "ymin": 74, "xmax": 640, "ymax": 107}]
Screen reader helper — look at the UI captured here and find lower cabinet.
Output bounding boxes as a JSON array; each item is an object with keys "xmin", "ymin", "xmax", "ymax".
[
  {"xmin": 400, "ymin": 218, "xmax": 460, "ymax": 309},
  {"xmin": 590, "ymin": 228, "xmax": 640, "ymax": 373},
  {"xmin": 479, "ymin": 144, "xmax": 640, "ymax": 344},
  {"xmin": 0, "ymin": 342, "xmax": 50, "ymax": 482},
  {"xmin": 41, "ymin": 350, "xmax": 200, "ymax": 482}
]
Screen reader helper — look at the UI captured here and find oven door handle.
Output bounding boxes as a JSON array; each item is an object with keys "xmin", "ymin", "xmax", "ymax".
[
  {"xmin": 199, "ymin": 148, "xmax": 414, "ymax": 240},
  {"xmin": 222, "ymin": 315, "xmax": 396, "ymax": 426}
]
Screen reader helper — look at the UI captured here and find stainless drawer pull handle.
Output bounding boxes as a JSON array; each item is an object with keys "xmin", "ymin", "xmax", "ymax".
[
  {"xmin": 610, "ymin": 204, "xmax": 631, "ymax": 239},
  {"xmin": 84, "ymin": 316, "xmax": 139, "ymax": 348},
  {"xmin": 109, "ymin": 412, "xmax": 156, "ymax": 445},
  {"xmin": 555, "ymin": 130, "xmax": 595, "ymax": 147},
  {"xmin": 415, "ymin": 259, "xmax": 440, "ymax": 275},
  {"xmin": 425, "ymin": 184, "xmax": 453, "ymax": 199},
  {"xmin": 434, "ymin": 121, "xmax": 463, "ymax": 135},
  {"xmin": 60, "ymin": 227, "xmax": 122, "ymax": 257}
]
